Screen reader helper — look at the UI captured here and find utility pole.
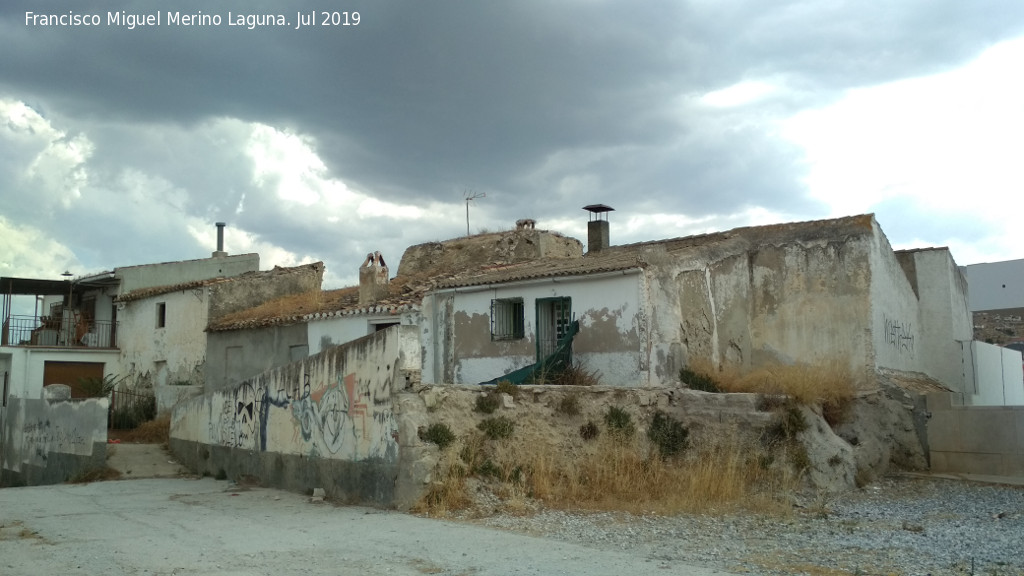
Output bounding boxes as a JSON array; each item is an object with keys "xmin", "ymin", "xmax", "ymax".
[{"xmin": 464, "ymin": 190, "xmax": 485, "ymax": 236}]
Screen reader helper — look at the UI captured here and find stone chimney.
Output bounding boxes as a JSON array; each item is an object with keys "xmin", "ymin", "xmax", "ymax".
[
  {"xmin": 213, "ymin": 222, "xmax": 228, "ymax": 258},
  {"xmin": 359, "ymin": 251, "xmax": 389, "ymax": 306},
  {"xmin": 583, "ymin": 204, "xmax": 614, "ymax": 253}
]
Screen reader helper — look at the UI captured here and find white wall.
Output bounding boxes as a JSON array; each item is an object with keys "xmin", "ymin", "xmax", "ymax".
[
  {"xmin": 425, "ymin": 272, "xmax": 645, "ymax": 386},
  {"xmin": 118, "ymin": 288, "xmax": 208, "ymax": 388},
  {"xmin": 307, "ymin": 309, "xmax": 419, "ymax": 356},
  {"xmin": 968, "ymin": 341, "xmax": 1024, "ymax": 406},
  {"xmin": 963, "ymin": 258, "xmax": 1024, "ymax": 312},
  {"xmin": 115, "ymin": 254, "xmax": 259, "ymax": 294}
]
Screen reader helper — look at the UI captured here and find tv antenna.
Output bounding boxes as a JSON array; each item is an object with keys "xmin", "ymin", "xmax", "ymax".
[{"xmin": 464, "ymin": 190, "xmax": 485, "ymax": 236}]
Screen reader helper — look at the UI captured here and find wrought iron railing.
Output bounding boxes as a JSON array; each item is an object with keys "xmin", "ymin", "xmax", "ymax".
[{"xmin": 1, "ymin": 315, "xmax": 118, "ymax": 348}]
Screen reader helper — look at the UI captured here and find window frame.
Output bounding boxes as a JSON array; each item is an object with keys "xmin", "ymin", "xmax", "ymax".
[
  {"xmin": 490, "ymin": 297, "xmax": 525, "ymax": 341},
  {"xmin": 156, "ymin": 302, "xmax": 167, "ymax": 328}
]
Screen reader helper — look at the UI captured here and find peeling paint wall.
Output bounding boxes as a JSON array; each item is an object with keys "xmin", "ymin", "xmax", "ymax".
[
  {"xmin": 119, "ymin": 288, "xmax": 209, "ymax": 391},
  {"xmin": 1, "ymin": 393, "xmax": 108, "ymax": 487},
  {"xmin": 423, "ymin": 272, "xmax": 646, "ymax": 386},
  {"xmin": 171, "ymin": 325, "xmax": 421, "ymax": 506},
  {"xmin": 643, "ymin": 232, "xmax": 877, "ymax": 387}
]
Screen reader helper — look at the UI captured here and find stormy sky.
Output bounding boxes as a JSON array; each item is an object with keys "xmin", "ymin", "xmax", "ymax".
[{"xmin": 2, "ymin": 0, "xmax": 1023, "ymax": 292}]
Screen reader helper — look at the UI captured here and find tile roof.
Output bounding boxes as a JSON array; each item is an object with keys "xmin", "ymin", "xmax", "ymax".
[{"xmin": 207, "ymin": 213, "xmax": 879, "ymax": 331}]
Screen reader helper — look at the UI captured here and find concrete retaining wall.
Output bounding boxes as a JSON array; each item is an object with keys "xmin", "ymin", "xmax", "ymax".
[
  {"xmin": 0, "ymin": 390, "xmax": 109, "ymax": 487},
  {"xmin": 926, "ymin": 392, "xmax": 1024, "ymax": 477},
  {"xmin": 170, "ymin": 325, "xmax": 421, "ymax": 507}
]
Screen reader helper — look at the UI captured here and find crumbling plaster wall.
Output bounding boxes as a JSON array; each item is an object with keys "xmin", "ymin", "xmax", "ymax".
[
  {"xmin": 1, "ymin": 387, "xmax": 108, "ymax": 487},
  {"xmin": 171, "ymin": 326, "xmax": 421, "ymax": 507},
  {"xmin": 119, "ymin": 288, "xmax": 209, "ymax": 390},
  {"xmin": 647, "ymin": 229, "xmax": 877, "ymax": 387},
  {"xmin": 424, "ymin": 272, "xmax": 646, "ymax": 386}
]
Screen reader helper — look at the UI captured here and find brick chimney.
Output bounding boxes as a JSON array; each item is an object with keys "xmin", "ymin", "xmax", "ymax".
[
  {"xmin": 358, "ymin": 251, "xmax": 389, "ymax": 306},
  {"xmin": 583, "ymin": 204, "xmax": 614, "ymax": 253}
]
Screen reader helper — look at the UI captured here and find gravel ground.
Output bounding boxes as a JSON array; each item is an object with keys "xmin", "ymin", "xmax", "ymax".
[{"xmin": 470, "ymin": 475, "xmax": 1024, "ymax": 576}]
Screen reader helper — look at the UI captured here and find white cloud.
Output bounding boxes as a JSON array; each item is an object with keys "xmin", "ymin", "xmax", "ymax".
[
  {"xmin": 700, "ymin": 79, "xmax": 785, "ymax": 108},
  {"xmin": 781, "ymin": 37, "xmax": 1024, "ymax": 263},
  {"xmin": 782, "ymin": 37, "xmax": 1024, "ymax": 218},
  {"xmin": 1, "ymin": 98, "xmax": 93, "ymax": 208},
  {"xmin": 0, "ymin": 215, "xmax": 79, "ymax": 279}
]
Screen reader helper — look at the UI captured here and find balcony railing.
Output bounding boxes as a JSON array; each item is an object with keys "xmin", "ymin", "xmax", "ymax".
[{"xmin": 1, "ymin": 315, "xmax": 118, "ymax": 348}]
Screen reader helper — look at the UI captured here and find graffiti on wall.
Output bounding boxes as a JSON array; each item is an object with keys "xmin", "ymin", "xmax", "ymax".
[
  {"xmin": 22, "ymin": 419, "xmax": 87, "ymax": 459},
  {"xmin": 210, "ymin": 361, "xmax": 395, "ymax": 460},
  {"xmin": 883, "ymin": 314, "xmax": 915, "ymax": 356}
]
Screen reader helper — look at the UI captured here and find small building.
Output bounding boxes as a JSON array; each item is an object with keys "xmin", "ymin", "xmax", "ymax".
[{"xmin": 420, "ymin": 214, "xmax": 975, "ymax": 394}]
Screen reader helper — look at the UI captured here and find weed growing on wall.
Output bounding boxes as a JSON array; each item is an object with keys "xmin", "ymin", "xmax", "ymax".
[
  {"xmin": 474, "ymin": 394, "xmax": 500, "ymax": 414},
  {"xmin": 604, "ymin": 406, "xmax": 635, "ymax": 440},
  {"xmin": 494, "ymin": 380, "xmax": 518, "ymax": 399},
  {"xmin": 419, "ymin": 423, "xmax": 456, "ymax": 451},
  {"xmin": 556, "ymin": 394, "xmax": 580, "ymax": 416},
  {"xmin": 579, "ymin": 421, "xmax": 600, "ymax": 440},
  {"xmin": 477, "ymin": 417, "xmax": 515, "ymax": 440},
  {"xmin": 417, "ymin": 419, "xmax": 799, "ymax": 517},
  {"xmin": 647, "ymin": 411, "xmax": 689, "ymax": 460}
]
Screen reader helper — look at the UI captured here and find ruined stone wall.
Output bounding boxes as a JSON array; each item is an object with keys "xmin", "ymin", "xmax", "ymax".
[
  {"xmin": 397, "ymin": 230, "xmax": 582, "ymax": 278},
  {"xmin": 207, "ymin": 262, "xmax": 324, "ymax": 322}
]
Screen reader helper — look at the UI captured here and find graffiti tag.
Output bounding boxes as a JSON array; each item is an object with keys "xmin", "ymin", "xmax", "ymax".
[{"xmin": 883, "ymin": 314, "xmax": 915, "ymax": 356}]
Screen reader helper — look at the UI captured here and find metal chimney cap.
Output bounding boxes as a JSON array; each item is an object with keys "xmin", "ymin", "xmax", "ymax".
[{"xmin": 582, "ymin": 204, "xmax": 614, "ymax": 213}]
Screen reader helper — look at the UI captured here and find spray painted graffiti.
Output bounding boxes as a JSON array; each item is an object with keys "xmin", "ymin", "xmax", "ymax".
[{"xmin": 883, "ymin": 314, "xmax": 915, "ymax": 356}]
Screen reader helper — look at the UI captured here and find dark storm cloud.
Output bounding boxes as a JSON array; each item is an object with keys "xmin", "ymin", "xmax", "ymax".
[{"xmin": 2, "ymin": 0, "xmax": 1024, "ymax": 281}]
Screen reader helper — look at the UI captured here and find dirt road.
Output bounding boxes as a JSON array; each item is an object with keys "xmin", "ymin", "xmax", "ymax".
[{"xmin": 0, "ymin": 478, "xmax": 727, "ymax": 576}]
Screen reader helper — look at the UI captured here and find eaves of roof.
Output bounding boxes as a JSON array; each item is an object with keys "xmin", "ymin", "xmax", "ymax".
[{"xmin": 116, "ymin": 277, "xmax": 228, "ymax": 302}]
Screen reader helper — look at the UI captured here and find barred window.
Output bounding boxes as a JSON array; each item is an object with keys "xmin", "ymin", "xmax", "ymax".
[{"xmin": 491, "ymin": 298, "xmax": 525, "ymax": 340}]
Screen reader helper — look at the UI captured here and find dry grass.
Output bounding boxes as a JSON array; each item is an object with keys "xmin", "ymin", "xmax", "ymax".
[
  {"xmin": 113, "ymin": 415, "xmax": 171, "ymax": 444},
  {"xmin": 68, "ymin": 467, "xmax": 122, "ymax": 483},
  {"xmin": 689, "ymin": 358, "xmax": 856, "ymax": 410},
  {"xmin": 416, "ymin": 425, "xmax": 797, "ymax": 517}
]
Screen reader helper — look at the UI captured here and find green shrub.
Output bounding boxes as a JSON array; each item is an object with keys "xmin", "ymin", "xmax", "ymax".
[
  {"xmin": 110, "ymin": 395, "xmax": 157, "ymax": 429},
  {"xmin": 551, "ymin": 363, "xmax": 600, "ymax": 386},
  {"xmin": 761, "ymin": 403, "xmax": 808, "ymax": 444},
  {"xmin": 477, "ymin": 416, "xmax": 515, "ymax": 440},
  {"xmin": 579, "ymin": 421, "xmax": 600, "ymax": 440},
  {"xmin": 77, "ymin": 374, "xmax": 126, "ymax": 398},
  {"xmin": 420, "ymin": 423, "xmax": 456, "ymax": 450},
  {"xmin": 604, "ymin": 406, "xmax": 635, "ymax": 440},
  {"xmin": 475, "ymin": 393, "xmax": 500, "ymax": 414},
  {"xmin": 680, "ymin": 368, "xmax": 720, "ymax": 392},
  {"xmin": 647, "ymin": 411, "xmax": 689, "ymax": 459}
]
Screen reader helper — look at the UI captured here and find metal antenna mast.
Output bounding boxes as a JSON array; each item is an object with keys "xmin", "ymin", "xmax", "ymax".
[{"xmin": 464, "ymin": 190, "xmax": 485, "ymax": 236}]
